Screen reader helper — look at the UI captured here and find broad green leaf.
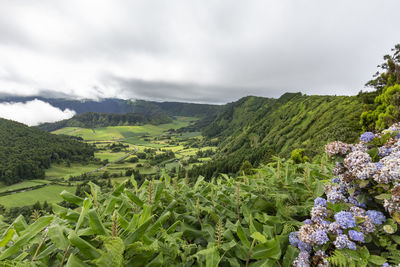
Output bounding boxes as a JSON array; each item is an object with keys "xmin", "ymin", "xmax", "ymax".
[
  {"xmin": 251, "ymin": 239, "xmax": 281, "ymax": 260},
  {"xmin": 166, "ymin": 220, "xmax": 181, "ymax": 234},
  {"xmin": 138, "ymin": 204, "xmax": 152, "ymax": 226},
  {"xmin": 68, "ymin": 230, "xmax": 101, "ymax": 259},
  {"xmin": 87, "ymin": 209, "xmax": 107, "ymax": 235},
  {"xmin": 75, "ymin": 198, "xmax": 92, "ymax": 231},
  {"xmin": 237, "ymin": 225, "xmax": 250, "ymax": 248},
  {"xmin": 221, "ymin": 240, "xmax": 237, "ymax": 252},
  {"xmin": 282, "ymin": 245, "xmax": 299, "ymax": 267},
  {"xmin": 0, "ymin": 228, "xmax": 14, "ymax": 247},
  {"xmin": 125, "ymin": 190, "xmax": 144, "ymax": 207},
  {"xmin": 66, "ymin": 254, "xmax": 88, "ymax": 267},
  {"xmin": 196, "ymin": 246, "xmax": 220, "ymax": 267},
  {"xmin": 48, "ymin": 224, "xmax": 69, "ymax": 250},
  {"xmin": 61, "ymin": 190, "xmax": 84, "ymax": 206},
  {"xmin": 153, "ymin": 182, "xmax": 164, "ymax": 205},
  {"xmin": 368, "ymin": 255, "xmax": 387, "ymax": 265},
  {"xmin": 251, "ymin": 232, "xmax": 267, "ymax": 243},
  {"xmin": 0, "ymin": 216, "xmax": 53, "ymax": 260},
  {"xmin": 146, "ymin": 211, "xmax": 170, "ymax": 237},
  {"xmin": 124, "ymin": 215, "xmax": 154, "ymax": 245},
  {"xmin": 112, "ymin": 181, "xmax": 126, "ymax": 196},
  {"xmin": 35, "ymin": 244, "xmax": 57, "ymax": 260},
  {"xmin": 12, "ymin": 215, "xmax": 27, "ymax": 235}
]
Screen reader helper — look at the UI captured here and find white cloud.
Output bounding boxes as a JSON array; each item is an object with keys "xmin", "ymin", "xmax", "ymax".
[
  {"xmin": 0, "ymin": 1, "xmax": 399, "ymax": 102},
  {"xmin": 0, "ymin": 99, "xmax": 75, "ymax": 126}
]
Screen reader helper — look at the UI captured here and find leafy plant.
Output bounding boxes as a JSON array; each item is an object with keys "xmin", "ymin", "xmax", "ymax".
[{"xmin": 0, "ymin": 158, "xmax": 331, "ymax": 266}]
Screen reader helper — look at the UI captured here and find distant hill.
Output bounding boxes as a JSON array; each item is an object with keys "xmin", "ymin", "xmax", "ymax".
[
  {"xmin": 0, "ymin": 97, "xmax": 222, "ymax": 118},
  {"xmin": 0, "ymin": 118, "xmax": 94, "ymax": 185},
  {"xmin": 189, "ymin": 93, "xmax": 363, "ymax": 178},
  {"xmin": 38, "ymin": 112, "xmax": 172, "ymax": 132}
]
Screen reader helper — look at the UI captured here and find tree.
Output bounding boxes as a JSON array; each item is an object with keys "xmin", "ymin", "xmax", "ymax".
[{"xmin": 361, "ymin": 44, "xmax": 400, "ymax": 131}]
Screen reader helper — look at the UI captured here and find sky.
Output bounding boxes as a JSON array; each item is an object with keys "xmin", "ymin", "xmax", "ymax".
[{"xmin": 0, "ymin": 0, "xmax": 399, "ymax": 125}]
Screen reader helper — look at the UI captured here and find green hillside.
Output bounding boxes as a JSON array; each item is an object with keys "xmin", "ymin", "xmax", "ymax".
[
  {"xmin": 0, "ymin": 118, "xmax": 94, "ymax": 185},
  {"xmin": 0, "ymin": 97, "xmax": 222, "ymax": 118},
  {"xmin": 190, "ymin": 93, "xmax": 362, "ymax": 178},
  {"xmin": 38, "ymin": 112, "xmax": 172, "ymax": 132}
]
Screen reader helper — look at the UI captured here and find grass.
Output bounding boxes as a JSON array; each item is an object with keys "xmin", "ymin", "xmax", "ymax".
[
  {"xmin": 94, "ymin": 151, "xmax": 129, "ymax": 161},
  {"xmin": 0, "ymin": 185, "xmax": 76, "ymax": 208},
  {"xmin": 52, "ymin": 117, "xmax": 197, "ymax": 142},
  {"xmin": 46, "ymin": 163, "xmax": 101, "ymax": 179},
  {"xmin": 0, "ymin": 180, "xmax": 50, "ymax": 193}
]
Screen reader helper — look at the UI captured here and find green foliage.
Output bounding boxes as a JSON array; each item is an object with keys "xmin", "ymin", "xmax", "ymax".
[
  {"xmin": 191, "ymin": 94, "xmax": 361, "ymax": 179},
  {"xmin": 290, "ymin": 149, "xmax": 309, "ymax": 164},
  {"xmin": 239, "ymin": 160, "xmax": 253, "ymax": 175},
  {"xmin": 361, "ymin": 44, "xmax": 400, "ymax": 131},
  {"xmin": 0, "ymin": 118, "xmax": 94, "ymax": 185},
  {"xmin": 38, "ymin": 112, "xmax": 173, "ymax": 132},
  {"xmin": 361, "ymin": 84, "xmax": 400, "ymax": 130},
  {"xmin": 0, "ymin": 158, "xmax": 332, "ymax": 266}
]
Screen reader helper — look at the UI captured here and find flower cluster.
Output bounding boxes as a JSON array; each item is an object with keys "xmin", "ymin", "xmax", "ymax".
[
  {"xmin": 360, "ymin": 131, "xmax": 375, "ymax": 143},
  {"xmin": 291, "ymin": 125, "xmax": 400, "ymax": 266},
  {"xmin": 324, "ymin": 141, "xmax": 351, "ymax": 157}
]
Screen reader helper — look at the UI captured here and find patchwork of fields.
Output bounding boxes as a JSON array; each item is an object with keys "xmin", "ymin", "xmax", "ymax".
[{"xmin": 0, "ymin": 117, "xmax": 215, "ymax": 209}]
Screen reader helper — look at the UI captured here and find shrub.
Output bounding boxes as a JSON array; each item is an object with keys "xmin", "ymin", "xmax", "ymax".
[{"xmin": 290, "ymin": 123, "xmax": 400, "ymax": 266}]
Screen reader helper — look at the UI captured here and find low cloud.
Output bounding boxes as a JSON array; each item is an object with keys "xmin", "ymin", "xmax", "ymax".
[{"xmin": 0, "ymin": 99, "xmax": 75, "ymax": 126}]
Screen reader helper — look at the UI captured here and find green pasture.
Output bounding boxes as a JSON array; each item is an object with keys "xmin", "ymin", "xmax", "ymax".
[
  {"xmin": 52, "ymin": 117, "xmax": 197, "ymax": 142},
  {"xmin": 0, "ymin": 180, "xmax": 50, "ymax": 193},
  {"xmin": 46, "ymin": 163, "xmax": 100, "ymax": 179},
  {"xmin": 94, "ymin": 151, "xmax": 128, "ymax": 162},
  {"xmin": 0, "ymin": 185, "xmax": 76, "ymax": 208}
]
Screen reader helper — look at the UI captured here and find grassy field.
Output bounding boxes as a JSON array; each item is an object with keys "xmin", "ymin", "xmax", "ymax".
[
  {"xmin": 0, "ymin": 185, "xmax": 76, "ymax": 208},
  {"xmin": 52, "ymin": 117, "xmax": 197, "ymax": 142},
  {"xmin": 0, "ymin": 180, "xmax": 50, "ymax": 193},
  {"xmin": 3, "ymin": 116, "xmax": 216, "ymax": 211},
  {"xmin": 94, "ymin": 151, "xmax": 129, "ymax": 161},
  {"xmin": 46, "ymin": 163, "xmax": 101, "ymax": 179}
]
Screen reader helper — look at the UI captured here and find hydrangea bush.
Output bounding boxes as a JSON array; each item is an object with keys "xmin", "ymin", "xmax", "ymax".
[{"xmin": 290, "ymin": 123, "xmax": 400, "ymax": 267}]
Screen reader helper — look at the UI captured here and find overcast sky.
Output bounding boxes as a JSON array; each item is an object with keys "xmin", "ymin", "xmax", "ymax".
[{"xmin": 0, "ymin": 0, "xmax": 399, "ymax": 106}]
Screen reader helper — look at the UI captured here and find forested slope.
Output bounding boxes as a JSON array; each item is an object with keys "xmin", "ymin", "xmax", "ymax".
[
  {"xmin": 190, "ymin": 93, "xmax": 362, "ymax": 178},
  {"xmin": 38, "ymin": 112, "xmax": 172, "ymax": 132},
  {"xmin": 0, "ymin": 97, "xmax": 221, "ymax": 118},
  {"xmin": 0, "ymin": 118, "xmax": 94, "ymax": 185}
]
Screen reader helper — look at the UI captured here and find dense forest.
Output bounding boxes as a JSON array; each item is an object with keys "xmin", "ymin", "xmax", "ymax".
[
  {"xmin": 0, "ymin": 97, "xmax": 222, "ymax": 118},
  {"xmin": 0, "ymin": 118, "xmax": 94, "ymax": 185},
  {"xmin": 38, "ymin": 112, "xmax": 172, "ymax": 132},
  {"xmin": 189, "ymin": 93, "xmax": 362, "ymax": 178}
]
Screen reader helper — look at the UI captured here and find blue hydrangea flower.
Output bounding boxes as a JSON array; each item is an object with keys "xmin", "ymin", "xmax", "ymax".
[
  {"xmin": 331, "ymin": 177, "xmax": 340, "ymax": 184},
  {"xmin": 360, "ymin": 132, "xmax": 375, "ymax": 142},
  {"xmin": 289, "ymin": 232, "xmax": 299, "ymax": 247},
  {"xmin": 334, "ymin": 211, "xmax": 356, "ymax": 229},
  {"xmin": 347, "ymin": 241, "xmax": 357, "ymax": 250},
  {"xmin": 314, "ymin": 197, "xmax": 327, "ymax": 207},
  {"xmin": 293, "ymin": 251, "xmax": 311, "ymax": 266},
  {"xmin": 311, "ymin": 229, "xmax": 329, "ymax": 245},
  {"xmin": 348, "ymin": 230, "xmax": 364, "ymax": 242},
  {"xmin": 375, "ymin": 162, "xmax": 383, "ymax": 170},
  {"xmin": 382, "ymin": 262, "xmax": 391, "ymax": 267},
  {"xmin": 366, "ymin": 210, "xmax": 386, "ymax": 225},
  {"xmin": 298, "ymin": 241, "xmax": 312, "ymax": 252},
  {"xmin": 333, "ymin": 234, "xmax": 350, "ymax": 249},
  {"xmin": 303, "ymin": 219, "xmax": 312, "ymax": 225},
  {"xmin": 334, "ymin": 234, "xmax": 356, "ymax": 250}
]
